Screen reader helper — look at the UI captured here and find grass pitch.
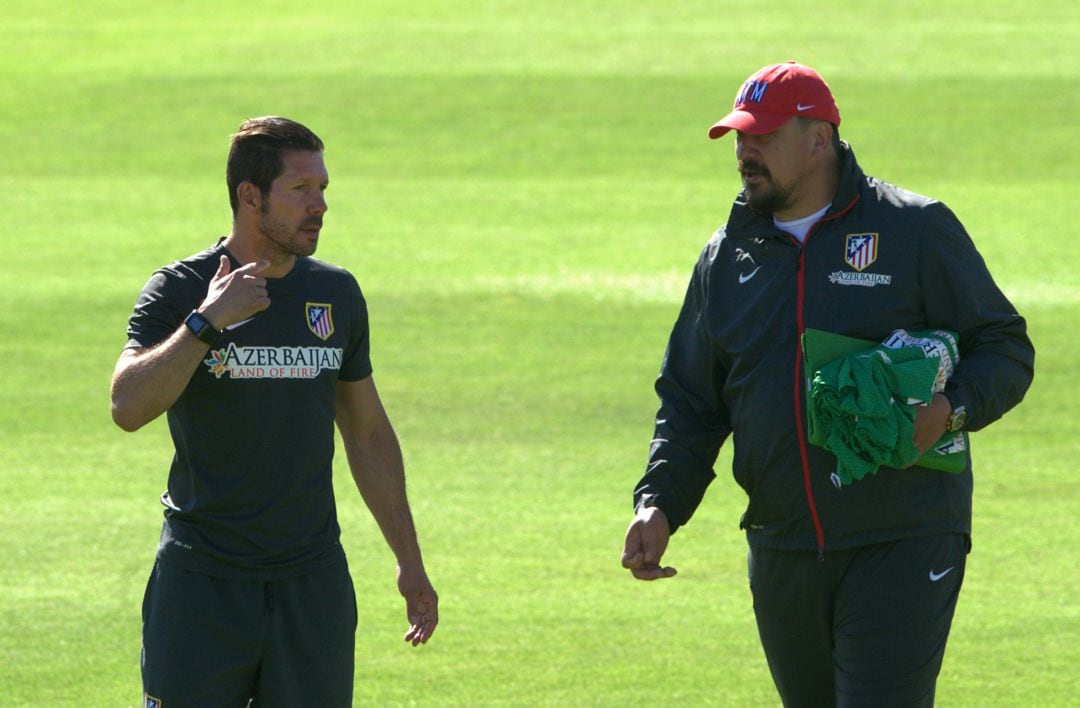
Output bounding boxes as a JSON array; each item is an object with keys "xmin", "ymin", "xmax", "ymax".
[{"xmin": 1, "ymin": 1, "xmax": 1077, "ymax": 705}]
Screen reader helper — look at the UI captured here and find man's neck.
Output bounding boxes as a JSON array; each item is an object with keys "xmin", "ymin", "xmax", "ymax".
[
  {"xmin": 774, "ymin": 157, "xmax": 841, "ymax": 221},
  {"xmin": 222, "ymin": 230, "xmax": 297, "ymax": 279}
]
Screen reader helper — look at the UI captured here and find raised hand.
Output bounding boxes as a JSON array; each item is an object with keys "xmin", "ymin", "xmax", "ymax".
[{"xmin": 199, "ymin": 256, "xmax": 272, "ymax": 329}]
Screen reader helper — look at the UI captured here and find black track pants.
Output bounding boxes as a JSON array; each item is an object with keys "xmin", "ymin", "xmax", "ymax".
[
  {"xmin": 141, "ymin": 558, "xmax": 357, "ymax": 708},
  {"xmin": 748, "ymin": 534, "xmax": 968, "ymax": 708}
]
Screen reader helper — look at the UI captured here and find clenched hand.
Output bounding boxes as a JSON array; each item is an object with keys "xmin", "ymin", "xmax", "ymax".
[{"xmin": 621, "ymin": 506, "xmax": 677, "ymax": 581}]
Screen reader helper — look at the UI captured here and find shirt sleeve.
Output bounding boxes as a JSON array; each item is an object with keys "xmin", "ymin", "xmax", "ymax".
[
  {"xmin": 125, "ymin": 269, "xmax": 193, "ymax": 350},
  {"xmin": 634, "ymin": 246, "xmax": 732, "ymax": 533},
  {"xmin": 338, "ymin": 273, "xmax": 373, "ymax": 381},
  {"xmin": 918, "ymin": 202, "xmax": 1035, "ymax": 431}
]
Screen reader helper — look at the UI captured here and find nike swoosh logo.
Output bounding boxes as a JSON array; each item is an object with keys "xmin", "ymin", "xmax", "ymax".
[
  {"xmin": 738, "ymin": 266, "xmax": 762, "ymax": 284},
  {"xmin": 929, "ymin": 567, "xmax": 955, "ymax": 582},
  {"xmin": 224, "ymin": 317, "xmax": 256, "ymax": 331},
  {"xmin": 796, "ymin": 103, "xmax": 816, "ymax": 111}
]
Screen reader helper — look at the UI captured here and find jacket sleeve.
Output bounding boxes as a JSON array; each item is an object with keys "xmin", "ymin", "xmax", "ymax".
[
  {"xmin": 634, "ymin": 246, "xmax": 732, "ymax": 533},
  {"xmin": 918, "ymin": 202, "xmax": 1035, "ymax": 431}
]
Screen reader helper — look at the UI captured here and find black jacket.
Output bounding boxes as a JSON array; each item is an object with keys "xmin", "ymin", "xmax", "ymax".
[{"xmin": 635, "ymin": 144, "xmax": 1034, "ymax": 552}]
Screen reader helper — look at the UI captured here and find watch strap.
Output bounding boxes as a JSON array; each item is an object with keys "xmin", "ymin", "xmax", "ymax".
[{"xmin": 184, "ymin": 310, "xmax": 220, "ymax": 347}]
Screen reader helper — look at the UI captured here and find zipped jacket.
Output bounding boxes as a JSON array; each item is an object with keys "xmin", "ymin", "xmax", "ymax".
[{"xmin": 635, "ymin": 144, "xmax": 1034, "ymax": 553}]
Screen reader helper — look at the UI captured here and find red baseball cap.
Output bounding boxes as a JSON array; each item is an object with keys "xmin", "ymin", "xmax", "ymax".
[{"xmin": 708, "ymin": 62, "xmax": 841, "ymax": 139}]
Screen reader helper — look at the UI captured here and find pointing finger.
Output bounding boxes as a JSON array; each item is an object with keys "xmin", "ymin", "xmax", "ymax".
[
  {"xmin": 234, "ymin": 259, "xmax": 271, "ymax": 275},
  {"xmin": 213, "ymin": 254, "xmax": 231, "ymax": 279}
]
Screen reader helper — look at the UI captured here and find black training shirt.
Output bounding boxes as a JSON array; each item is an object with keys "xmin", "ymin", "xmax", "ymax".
[{"xmin": 125, "ymin": 241, "xmax": 372, "ymax": 579}]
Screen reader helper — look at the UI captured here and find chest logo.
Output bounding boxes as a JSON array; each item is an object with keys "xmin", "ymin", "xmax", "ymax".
[
  {"xmin": 306, "ymin": 302, "xmax": 335, "ymax": 341},
  {"xmin": 735, "ymin": 247, "xmax": 761, "ymax": 284},
  {"xmin": 202, "ymin": 343, "xmax": 343, "ymax": 379},
  {"xmin": 844, "ymin": 233, "xmax": 878, "ymax": 272}
]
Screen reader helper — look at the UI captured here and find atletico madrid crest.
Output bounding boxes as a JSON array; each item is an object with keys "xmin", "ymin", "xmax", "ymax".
[
  {"xmin": 845, "ymin": 233, "xmax": 878, "ymax": 272},
  {"xmin": 306, "ymin": 302, "xmax": 334, "ymax": 341}
]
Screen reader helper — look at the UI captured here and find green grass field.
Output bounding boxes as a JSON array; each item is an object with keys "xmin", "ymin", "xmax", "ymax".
[{"xmin": 1, "ymin": 1, "xmax": 1077, "ymax": 705}]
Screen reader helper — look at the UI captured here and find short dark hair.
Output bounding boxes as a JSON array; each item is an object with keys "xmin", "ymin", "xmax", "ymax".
[{"xmin": 226, "ymin": 116, "xmax": 324, "ymax": 215}]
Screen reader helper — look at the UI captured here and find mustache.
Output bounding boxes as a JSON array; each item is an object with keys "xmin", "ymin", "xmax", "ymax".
[
  {"xmin": 301, "ymin": 217, "xmax": 323, "ymax": 229},
  {"xmin": 739, "ymin": 160, "xmax": 770, "ymax": 179}
]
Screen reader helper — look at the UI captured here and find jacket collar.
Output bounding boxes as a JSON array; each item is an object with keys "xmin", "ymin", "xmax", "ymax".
[{"xmin": 725, "ymin": 141, "xmax": 863, "ymax": 239}]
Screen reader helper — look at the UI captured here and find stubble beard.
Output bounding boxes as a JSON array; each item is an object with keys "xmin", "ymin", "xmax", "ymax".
[{"xmin": 258, "ymin": 206, "xmax": 319, "ymax": 258}]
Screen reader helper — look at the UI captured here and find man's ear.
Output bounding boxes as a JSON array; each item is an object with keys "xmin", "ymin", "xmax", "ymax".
[
  {"xmin": 237, "ymin": 182, "xmax": 262, "ymax": 212},
  {"xmin": 812, "ymin": 121, "xmax": 834, "ymax": 158}
]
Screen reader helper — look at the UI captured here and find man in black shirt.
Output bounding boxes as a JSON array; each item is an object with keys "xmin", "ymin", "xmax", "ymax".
[{"xmin": 111, "ymin": 116, "xmax": 437, "ymax": 706}]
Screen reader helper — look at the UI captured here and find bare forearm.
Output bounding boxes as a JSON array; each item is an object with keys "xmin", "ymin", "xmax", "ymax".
[
  {"xmin": 110, "ymin": 327, "xmax": 209, "ymax": 431},
  {"xmin": 344, "ymin": 425, "xmax": 423, "ymax": 566},
  {"xmin": 112, "ymin": 255, "xmax": 275, "ymax": 432},
  {"xmin": 334, "ymin": 377, "xmax": 437, "ymax": 643}
]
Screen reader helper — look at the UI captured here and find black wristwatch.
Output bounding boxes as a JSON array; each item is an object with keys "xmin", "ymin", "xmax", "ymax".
[
  {"xmin": 946, "ymin": 403, "xmax": 968, "ymax": 433},
  {"xmin": 184, "ymin": 310, "xmax": 221, "ymax": 347}
]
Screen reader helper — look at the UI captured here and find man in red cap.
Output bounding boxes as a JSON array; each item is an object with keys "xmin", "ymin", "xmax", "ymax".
[
  {"xmin": 707, "ymin": 62, "xmax": 843, "ymax": 223},
  {"xmin": 621, "ymin": 62, "xmax": 1034, "ymax": 705}
]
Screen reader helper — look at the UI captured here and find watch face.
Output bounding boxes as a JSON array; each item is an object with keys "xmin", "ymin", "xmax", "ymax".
[
  {"xmin": 950, "ymin": 408, "xmax": 967, "ymax": 432},
  {"xmin": 186, "ymin": 311, "xmax": 217, "ymax": 344}
]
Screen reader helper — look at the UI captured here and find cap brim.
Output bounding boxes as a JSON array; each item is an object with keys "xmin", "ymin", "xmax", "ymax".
[{"xmin": 708, "ymin": 110, "xmax": 792, "ymax": 139}]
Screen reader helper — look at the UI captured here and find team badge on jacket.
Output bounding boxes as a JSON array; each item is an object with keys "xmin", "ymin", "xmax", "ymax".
[
  {"xmin": 306, "ymin": 302, "xmax": 335, "ymax": 341},
  {"xmin": 845, "ymin": 233, "xmax": 878, "ymax": 271}
]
